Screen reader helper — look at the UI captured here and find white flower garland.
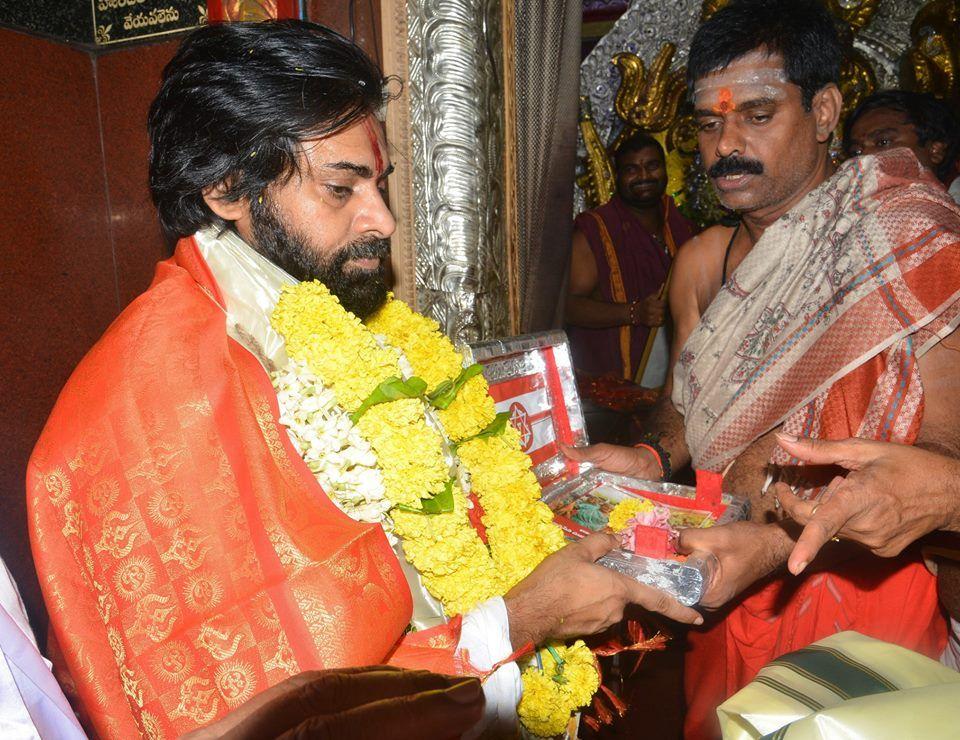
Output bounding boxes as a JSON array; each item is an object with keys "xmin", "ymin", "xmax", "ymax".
[{"xmin": 272, "ymin": 359, "xmax": 394, "ymax": 539}]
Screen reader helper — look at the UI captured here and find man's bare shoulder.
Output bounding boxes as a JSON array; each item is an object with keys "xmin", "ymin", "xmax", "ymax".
[{"xmin": 673, "ymin": 224, "xmax": 736, "ymax": 297}]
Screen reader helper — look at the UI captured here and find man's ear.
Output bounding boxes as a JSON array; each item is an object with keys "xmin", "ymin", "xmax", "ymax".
[
  {"xmin": 927, "ymin": 140, "xmax": 947, "ymax": 166},
  {"xmin": 812, "ymin": 84, "xmax": 843, "ymax": 144},
  {"xmin": 202, "ymin": 180, "xmax": 250, "ymax": 222}
]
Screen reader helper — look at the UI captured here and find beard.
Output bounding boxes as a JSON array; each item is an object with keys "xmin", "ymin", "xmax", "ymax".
[{"xmin": 249, "ymin": 196, "xmax": 390, "ymax": 319}]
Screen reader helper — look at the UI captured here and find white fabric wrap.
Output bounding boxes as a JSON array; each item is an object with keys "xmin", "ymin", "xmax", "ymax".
[{"xmin": 459, "ymin": 597, "xmax": 521, "ymax": 738}]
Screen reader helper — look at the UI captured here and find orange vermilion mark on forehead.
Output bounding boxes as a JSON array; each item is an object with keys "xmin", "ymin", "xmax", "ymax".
[
  {"xmin": 715, "ymin": 87, "xmax": 734, "ymax": 114},
  {"xmin": 362, "ymin": 117, "xmax": 384, "ymax": 176}
]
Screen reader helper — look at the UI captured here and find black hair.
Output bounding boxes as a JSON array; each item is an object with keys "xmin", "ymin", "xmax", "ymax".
[
  {"xmin": 687, "ymin": 0, "xmax": 842, "ymax": 110},
  {"xmin": 149, "ymin": 20, "xmax": 387, "ymax": 239},
  {"xmin": 842, "ymin": 90, "xmax": 960, "ymax": 182},
  {"xmin": 614, "ymin": 132, "xmax": 665, "ymax": 169}
]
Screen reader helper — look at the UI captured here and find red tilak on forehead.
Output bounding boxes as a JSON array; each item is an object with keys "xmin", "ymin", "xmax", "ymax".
[
  {"xmin": 362, "ymin": 117, "xmax": 384, "ymax": 175},
  {"xmin": 715, "ymin": 87, "xmax": 735, "ymax": 114}
]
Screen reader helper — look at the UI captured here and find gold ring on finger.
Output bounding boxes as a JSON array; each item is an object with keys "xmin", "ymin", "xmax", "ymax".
[{"xmin": 810, "ymin": 503, "xmax": 821, "ymax": 516}]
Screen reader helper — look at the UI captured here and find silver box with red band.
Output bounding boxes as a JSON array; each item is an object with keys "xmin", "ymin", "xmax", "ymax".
[{"xmin": 469, "ymin": 331, "xmax": 748, "ymax": 606}]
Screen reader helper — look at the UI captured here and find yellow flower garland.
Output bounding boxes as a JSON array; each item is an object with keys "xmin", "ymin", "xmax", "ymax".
[
  {"xmin": 518, "ymin": 641, "xmax": 600, "ymax": 737},
  {"xmin": 271, "ymin": 282, "xmax": 593, "ymax": 733}
]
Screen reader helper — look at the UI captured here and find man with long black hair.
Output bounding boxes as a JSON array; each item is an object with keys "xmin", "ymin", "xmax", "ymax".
[
  {"xmin": 566, "ymin": 1, "xmax": 960, "ymax": 737},
  {"xmin": 26, "ymin": 20, "xmax": 699, "ymax": 738}
]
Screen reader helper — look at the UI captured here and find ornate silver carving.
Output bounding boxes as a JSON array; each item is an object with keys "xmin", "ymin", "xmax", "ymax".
[
  {"xmin": 404, "ymin": 0, "xmax": 510, "ymax": 343},
  {"xmin": 575, "ymin": 0, "xmax": 929, "ymax": 214}
]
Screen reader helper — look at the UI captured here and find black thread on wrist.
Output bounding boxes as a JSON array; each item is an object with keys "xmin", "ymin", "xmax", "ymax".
[{"xmin": 638, "ymin": 433, "xmax": 671, "ymax": 481}]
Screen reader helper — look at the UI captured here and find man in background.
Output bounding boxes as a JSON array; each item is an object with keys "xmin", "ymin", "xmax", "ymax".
[
  {"xmin": 844, "ymin": 89, "xmax": 960, "ymax": 194},
  {"xmin": 566, "ymin": 133, "xmax": 697, "ymax": 391}
]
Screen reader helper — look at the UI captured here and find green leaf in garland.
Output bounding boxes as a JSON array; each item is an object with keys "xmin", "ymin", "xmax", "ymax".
[
  {"xmin": 349, "ymin": 375, "xmax": 428, "ymax": 424},
  {"xmin": 427, "ymin": 363, "xmax": 485, "ymax": 410},
  {"xmin": 450, "ymin": 411, "xmax": 511, "ymax": 452},
  {"xmin": 394, "ymin": 478, "xmax": 456, "ymax": 515}
]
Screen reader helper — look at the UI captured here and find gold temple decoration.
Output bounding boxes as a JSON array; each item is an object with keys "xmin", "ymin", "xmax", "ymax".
[
  {"xmin": 825, "ymin": 0, "xmax": 881, "ymax": 31},
  {"xmin": 220, "ymin": 1, "xmax": 279, "ymax": 21},
  {"xmin": 610, "ymin": 44, "xmax": 687, "ymax": 151},
  {"xmin": 577, "ymin": 96, "xmax": 618, "ymax": 214},
  {"xmin": 834, "ymin": 1, "xmax": 882, "ymax": 122},
  {"xmin": 900, "ymin": 0, "xmax": 960, "ymax": 108}
]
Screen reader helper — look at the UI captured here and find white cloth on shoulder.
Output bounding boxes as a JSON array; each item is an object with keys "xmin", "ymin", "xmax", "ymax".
[{"xmin": 0, "ymin": 559, "xmax": 85, "ymax": 739}]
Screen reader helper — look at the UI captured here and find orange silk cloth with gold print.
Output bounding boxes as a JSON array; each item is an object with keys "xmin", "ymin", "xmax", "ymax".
[{"xmin": 27, "ymin": 239, "xmax": 464, "ymax": 739}]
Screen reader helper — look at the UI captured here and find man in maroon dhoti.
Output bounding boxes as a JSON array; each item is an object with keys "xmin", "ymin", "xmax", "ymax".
[{"xmin": 566, "ymin": 133, "xmax": 697, "ymax": 390}]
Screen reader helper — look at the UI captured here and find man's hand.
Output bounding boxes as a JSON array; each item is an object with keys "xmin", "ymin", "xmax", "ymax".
[
  {"xmin": 634, "ymin": 294, "xmax": 666, "ymax": 327},
  {"xmin": 504, "ymin": 532, "xmax": 702, "ymax": 649},
  {"xmin": 561, "ymin": 442, "xmax": 662, "ymax": 481},
  {"xmin": 772, "ymin": 433, "xmax": 960, "ymax": 574},
  {"xmin": 676, "ymin": 521, "xmax": 793, "ymax": 609},
  {"xmin": 183, "ymin": 666, "xmax": 484, "ymax": 740}
]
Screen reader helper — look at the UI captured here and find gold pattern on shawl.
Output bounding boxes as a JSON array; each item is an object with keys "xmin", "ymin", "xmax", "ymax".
[
  {"xmin": 115, "ymin": 555, "xmax": 157, "ymax": 601},
  {"xmin": 107, "ymin": 626, "xmax": 127, "ymax": 660},
  {"xmin": 75, "ymin": 647, "xmax": 108, "ymax": 708},
  {"xmin": 254, "ymin": 399, "xmax": 298, "ymax": 478},
  {"xmin": 160, "ymin": 526, "xmax": 210, "ymax": 570},
  {"xmin": 173, "ymin": 676, "xmax": 221, "ymax": 725},
  {"xmin": 81, "ymin": 545, "xmax": 98, "ymax": 589},
  {"xmin": 268, "ymin": 528, "xmax": 311, "ymax": 570},
  {"xmin": 197, "ymin": 619, "xmax": 245, "ymax": 661},
  {"xmin": 45, "ymin": 573, "xmax": 66, "ymax": 613},
  {"xmin": 182, "ymin": 573, "xmax": 225, "ymax": 613},
  {"xmin": 374, "ymin": 551, "xmax": 405, "ymax": 594},
  {"xmin": 61, "ymin": 500, "xmax": 82, "ymax": 540},
  {"xmin": 95, "ymin": 511, "xmax": 141, "ymax": 559},
  {"xmin": 232, "ymin": 547, "xmax": 263, "ymax": 584},
  {"xmin": 295, "ymin": 588, "xmax": 347, "ymax": 666},
  {"xmin": 150, "ymin": 640, "xmax": 194, "ymax": 683},
  {"xmin": 428, "ymin": 633, "xmax": 456, "ymax": 650},
  {"xmin": 223, "ymin": 503, "xmax": 249, "ymax": 541},
  {"xmin": 264, "ymin": 634, "xmax": 298, "ymax": 676},
  {"xmin": 135, "ymin": 594, "xmax": 178, "ymax": 643},
  {"xmin": 147, "ymin": 489, "xmax": 188, "ymax": 528},
  {"xmin": 43, "ymin": 467, "xmax": 71, "ymax": 507},
  {"xmin": 214, "ymin": 660, "xmax": 257, "ymax": 707},
  {"xmin": 127, "ymin": 441, "xmax": 186, "ymax": 489},
  {"xmin": 89, "ymin": 478, "xmax": 120, "ymax": 515},
  {"xmin": 94, "ymin": 578, "xmax": 115, "ymax": 625},
  {"xmin": 119, "ymin": 662, "xmax": 144, "ymax": 708},
  {"xmin": 140, "ymin": 710, "xmax": 163, "ymax": 740},
  {"xmin": 67, "ymin": 434, "xmax": 108, "ymax": 477},
  {"xmin": 361, "ymin": 581, "xmax": 390, "ymax": 614},
  {"xmin": 328, "ymin": 548, "xmax": 369, "ymax": 587},
  {"xmin": 252, "ymin": 594, "xmax": 280, "ymax": 630},
  {"xmin": 177, "ymin": 398, "xmax": 213, "ymax": 418}
]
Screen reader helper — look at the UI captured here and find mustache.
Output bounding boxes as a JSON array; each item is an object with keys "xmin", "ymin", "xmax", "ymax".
[
  {"xmin": 708, "ymin": 156, "xmax": 764, "ymax": 178},
  {"xmin": 334, "ymin": 237, "xmax": 391, "ymax": 268},
  {"xmin": 631, "ymin": 179, "xmax": 661, "ymax": 188}
]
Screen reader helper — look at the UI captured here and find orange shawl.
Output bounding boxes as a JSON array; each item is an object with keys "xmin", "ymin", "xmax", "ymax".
[{"xmin": 28, "ymin": 239, "xmax": 464, "ymax": 739}]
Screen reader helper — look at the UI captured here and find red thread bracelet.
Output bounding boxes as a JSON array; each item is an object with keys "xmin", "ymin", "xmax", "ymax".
[{"xmin": 633, "ymin": 443, "xmax": 664, "ymax": 479}]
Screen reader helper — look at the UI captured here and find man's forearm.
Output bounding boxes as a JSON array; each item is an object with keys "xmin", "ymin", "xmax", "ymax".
[
  {"xmin": 913, "ymin": 441, "xmax": 960, "ymax": 534},
  {"xmin": 565, "ymin": 295, "xmax": 630, "ymax": 329},
  {"xmin": 637, "ymin": 395, "xmax": 691, "ymax": 473}
]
